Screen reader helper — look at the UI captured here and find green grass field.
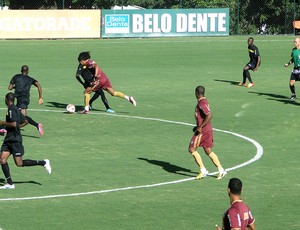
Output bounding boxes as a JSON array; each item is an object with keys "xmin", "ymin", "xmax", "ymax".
[{"xmin": 0, "ymin": 36, "xmax": 299, "ymax": 229}]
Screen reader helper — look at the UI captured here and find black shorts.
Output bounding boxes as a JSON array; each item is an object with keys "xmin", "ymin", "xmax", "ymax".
[
  {"xmin": 290, "ymin": 69, "xmax": 300, "ymax": 81},
  {"xmin": 246, "ymin": 62, "xmax": 258, "ymax": 70},
  {"xmin": 16, "ymin": 96, "xmax": 30, "ymax": 109},
  {"xmin": 1, "ymin": 141, "xmax": 24, "ymax": 157}
]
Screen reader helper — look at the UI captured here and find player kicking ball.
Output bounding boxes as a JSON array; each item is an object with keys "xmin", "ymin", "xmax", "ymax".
[{"xmin": 77, "ymin": 52, "xmax": 136, "ymax": 114}]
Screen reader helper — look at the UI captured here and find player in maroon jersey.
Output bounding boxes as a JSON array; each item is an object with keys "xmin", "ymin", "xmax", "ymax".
[
  {"xmin": 215, "ymin": 178, "xmax": 256, "ymax": 230},
  {"xmin": 188, "ymin": 85, "xmax": 226, "ymax": 180},
  {"xmin": 77, "ymin": 52, "xmax": 136, "ymax": 114}
]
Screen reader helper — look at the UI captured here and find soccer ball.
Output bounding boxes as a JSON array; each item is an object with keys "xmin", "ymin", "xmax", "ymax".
[{"xmin": 66, "ymin": 104, "xmax": 76, "ymax": 113}]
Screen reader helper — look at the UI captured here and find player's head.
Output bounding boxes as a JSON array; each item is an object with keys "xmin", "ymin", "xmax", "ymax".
[
  {"xmin": 195, "ymin": 85, "xmax": 205, "ymax": 98},
  {"xmin": 294, "ymin": 37, "xmax": 300, "ymax": 48},
  {"xmin": 228, "ymin": 178, "xmax": 243, "ymax": 195},
  {"xmin": 5, "ymin": 92, "xmax": 15, "ymax": 106},
  {"xmin": 248, "ymin": 37, "xmax": 254, "ymax": 46},
  {"xmin": 78, "ymin": 52, "xmax": 91, "ymax": 62},
  {"xmin": 21, "ymin": 65, "xmax": 29, "ymax": 75}
]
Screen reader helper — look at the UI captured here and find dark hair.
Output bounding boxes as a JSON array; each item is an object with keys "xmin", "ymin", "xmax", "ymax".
[
  {"xmin": 195, "ymin": 85, "xmax": 205, "ymax": 96},
  {"xmin": 228, "ymin": 178, "xmax": 242, "ymax": 195},
  {"xmin": 21, "ymin": 65, "xmax": 29, "ymax": 73},
  {"xmin": 5, "ymin": 92, "xmax": 15, "ymax": 103},
  {"xmin": 248, "ymin": 37, "xmax": 254, "ymax": 42},
  {"xmin": 78, "ymin": 51, "xmax": 91, "ymax": 61}
]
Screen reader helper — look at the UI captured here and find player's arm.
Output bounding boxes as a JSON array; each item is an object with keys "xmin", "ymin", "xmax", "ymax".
[
  {"xmin": 284, "ymin": 59, "xmax": 294, "ymax": 67},
  {"xmin": 76, "ymin": 75, "xmax": 85, "ymax": 86},
  {"xmin": 34, "ymin": 81, "xmax": 43, "ymax": 105},
  {"xmin": 8, "ymin": 83, "xmax": 15, "ymax": 90},
  {"xmin": 254, "ymin": 55, "xmax": 261, "ymax": 71},
  {"xmin": 0, "ymin": 120, "xmax": 16, "ymax": 128},
  {"xmin": 246, "ymin": 222, "xmax": 256, "ymax": 230}
]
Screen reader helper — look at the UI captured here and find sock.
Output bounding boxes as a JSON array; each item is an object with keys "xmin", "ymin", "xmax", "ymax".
[
  {"xmin": 1, "ymin": 163, "xmax": 13, "ymax": 185},
  {"xmin": 99, "ymin": 91, "xmax": 110, "ymax": 110},
  {"xmin": 243, "ymin": 69, "xmax": 252, "ymax": 83},
  {"xmin": 208, "ymin": 152, "xmax": 222, "ymax": 170},
  {"xmin": 290, "ymin": 85, "xmax": 296, "ymax": 95},
  {"xmin": 22, "ymin": 159, "xmax": 45, "ymax": 167},
  {"xmin": 191, "ymin": 151, "xmax": 205, "ymax": 170},
  {"xmin": 89, "ymin": 93, "xmax": 100, "ymax": 106},
  {"xmin": 26, "ymin": 116, "xmax": 38, "ymax": 128},
  {"xmin": 84, "ymin": 93, "xmax": 90, "ymax": 110},
  {"xmin": 113, "ymin": 91, "xmax": 125, "ymax": 99}
]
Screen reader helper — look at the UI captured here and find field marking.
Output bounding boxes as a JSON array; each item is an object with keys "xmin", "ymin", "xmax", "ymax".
[{"xmin": 0, "ymin": 109, "xmax": 263, "ymax": 201}]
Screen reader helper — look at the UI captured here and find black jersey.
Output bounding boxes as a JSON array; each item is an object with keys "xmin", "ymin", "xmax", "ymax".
[
  {"xmin": 77, "ymin": 64, "xmax": 94, "ymax": 83},
  {"xmin": 4, "ymin": 104, "xmax": 25, "ymax": 143},
  {"xmin": 248, "ymin": 44, "xmax": 260, "ymax": 63},
  {"xmin": 10, "ymin": 74, "xmax": 37, "ymax": 98}
]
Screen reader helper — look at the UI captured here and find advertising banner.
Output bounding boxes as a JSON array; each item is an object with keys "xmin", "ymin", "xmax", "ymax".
[
  {"xmin": 0, "ymin": 10, "xmax": 101, "ymax": 39},
  {"xmin": 102, "ymin": 8, "xmax": 229, "ymax": 38}
]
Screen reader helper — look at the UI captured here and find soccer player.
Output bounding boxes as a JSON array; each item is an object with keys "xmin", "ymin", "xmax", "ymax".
[
  {"xmin": 284, "ymin": 37, "xmax": 300, "ymax": 100},
  {"xmin": 77, "ymin": 51, "xmax": 137, "ymax": 114},
  {"xmin": 215, "ymin": 178, "xmax": 256, "ymax": 230},
  {"xmin": 239, "ymin": 37, "xmax": 261, "ymax": 88},
  {"xmin": 8, "ymin": 65, "xmax": 44, "ymax": 135},
  {"xmin": 76, "ymin": 55, "xmax": 115, "ymax": 113},
  {"xmin": 188, "ymin": 85, "xmax": 227, "ymax": 180},
  {"xmin": 0, "ymin": 93, "xmax": 51, "ymax": 189}
]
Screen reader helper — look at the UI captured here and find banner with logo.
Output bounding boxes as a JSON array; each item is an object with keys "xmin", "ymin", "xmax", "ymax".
[
  {"xmin": 101, "ymin": 8, "xmax": 229, "ymax": 38},
  {"xmin": 0, "ymin": 10, "xmax": 101, "ymax": 39}
]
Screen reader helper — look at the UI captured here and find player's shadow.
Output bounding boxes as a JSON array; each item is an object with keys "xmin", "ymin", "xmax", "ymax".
[
  {"xmin": 249, "ymin": 92, "xmax": 300, "ymax": 106},
  {"xmin": 0, "ymin": 178, "xmax": 41, "ymax": 186},
  {"xmin": 214, "ymin": 79, "xmax": 241, "ymax": 86},
  {"xmin": 138, "ymin": 157, "xmax": 198, "ymax": 177}
]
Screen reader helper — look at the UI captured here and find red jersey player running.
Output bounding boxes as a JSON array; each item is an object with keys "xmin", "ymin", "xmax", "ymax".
[
  {"xmin": 77, "ymin": 51, "xmax": 136, "ymax": 114},
  {"xmin": 188, "ymin": 85, "xmax": 226, "ymax": 180}
]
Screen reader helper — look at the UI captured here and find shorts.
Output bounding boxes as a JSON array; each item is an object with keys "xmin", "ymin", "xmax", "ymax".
[
  {"xmin": 1, "ymin": 141, "xmax": 24, "ymax": 157},
  {"xmin": 16, "ymin": 96, "xmax": 30, "ymax": 109},
  {"xmin": 189, "ymin": 130, "xmax": 214, "ymax": 149},
  {"xmin": 246, "ymin": 62, "xmax": 258, "ymax": 70},
  {"xmin": 290, "ymin": 69, "xmax": 300, "ymax": 81},
  {"xmin": 92, "ymin": 77, "xmax": 112, "ymax": 91}
]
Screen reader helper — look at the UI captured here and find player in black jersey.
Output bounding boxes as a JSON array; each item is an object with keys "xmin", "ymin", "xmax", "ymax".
[
  {"xmin": 8, "ymin": 65, "xmax": 44, "ymax": 135},
  {"xmin": 239, "ymin": 37, "xmax": 261, "ymax": 88},
  {"xmin": 0, "ymin": 93, "xmax": 51, "ymax": 189}
]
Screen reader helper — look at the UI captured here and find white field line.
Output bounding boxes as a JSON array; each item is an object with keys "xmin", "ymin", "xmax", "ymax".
[{"xmin": 0, "ymin": 108, "xmax": 263, "ymax": 201}]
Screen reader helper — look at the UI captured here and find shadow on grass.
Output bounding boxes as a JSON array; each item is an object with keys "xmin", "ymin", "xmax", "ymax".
[
  {"xmin": 138, "ymin": 157, "xmax": 198, "ymax": 177},
  {"xmin": 0, "ymin": 178, "xmax": 42, "ymax": 186},
  {"xmin": 249, "ymin": 92, "xmax": 300, "ymax": 106},
  {"xmin": 214, "ymin": 79, "xmax": 241, "ymax": 86}
]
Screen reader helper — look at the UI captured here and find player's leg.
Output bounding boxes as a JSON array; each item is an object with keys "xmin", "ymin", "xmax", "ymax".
[
  {"xmin": 89, "ymin": 92, "xmax": 100, "ymax": 110},
  {"xmin": 19, "ymin": 99, "xmax": 43, "ymax": 136},
  {"xmin": 12, "ymin": 142, "xmax": 51, "ymax": 174},
  {"xmin": 243, "ymin": 64, "xmax": 254, "ymax": 88},
  {"xmin": 188, "ymin": 135, "xmax": 208, "ymax": 179},
  {"xmin": 79, "ymin": 87, "xmax": 92, "ymax": 113},
  {"xmin": 96, "ymin": 89, "xmax": 115, "ymax": 112},
  {"xmin": 204, "ymin": 147, "xmax": 227, "ymax": 180},
  {"xmin": 0, "ymin": 148, "xmax": 14, "ymax": 189},
  {"xmin": 289, "ymin": 73, "xmax": 297, "ymax": 100},
  {"xmin": 105, "ymin": 87, "xmax": 137, "ymax": 106}
]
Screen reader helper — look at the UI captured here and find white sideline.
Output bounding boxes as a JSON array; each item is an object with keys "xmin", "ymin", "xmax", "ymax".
[{"xmin": 0, "ymin": 109, "xmax": 263, "ymax": 201}]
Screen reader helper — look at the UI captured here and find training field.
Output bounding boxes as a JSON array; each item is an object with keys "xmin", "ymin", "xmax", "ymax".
[{"xmin": 0, "ymin": 36, "xmax": 298, "ymax": 229}]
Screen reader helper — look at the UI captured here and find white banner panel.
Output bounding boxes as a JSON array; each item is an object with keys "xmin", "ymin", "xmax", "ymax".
[{"xmin": 0, "ymin": 10, "xmax": 101, "ymax": 39}]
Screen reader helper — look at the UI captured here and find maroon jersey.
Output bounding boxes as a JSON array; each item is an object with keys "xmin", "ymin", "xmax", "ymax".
[
  {"xmin": 85, "ymin": 60, "xmax": 112, "ymax": 90},
  {"xmin": 222, "ymin": 200, "xmax": 255, "ymax": 230},
  {"xmin": 195, "ymin": 98, "xmax": 212, "ymax": 134}
]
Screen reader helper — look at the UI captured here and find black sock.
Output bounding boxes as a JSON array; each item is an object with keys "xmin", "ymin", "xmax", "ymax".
[
  {"xmin": 290, "ymin": 85, "xmax": 296, "ymax": 95},
  {"xmin": 98, "ymin": 91, "xmax": 110, "ymax": 110},
  {"xmin": 1, "ymin": 163, "xmax": 13, "ymax": 185},
  {"xmin": 89, "ymin": 93, "xmax": 100, "ymax": 106},
  {"xmin": 26, "ymin": 116, "xmax": 39, "ymax": 129},
  {"xmin": 243, "ymin": 69, "xmax": 252, "ymax": 83},
  {"xmin": 23, "ymin": 159, "xmax": 45, "ymax": 167}
]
